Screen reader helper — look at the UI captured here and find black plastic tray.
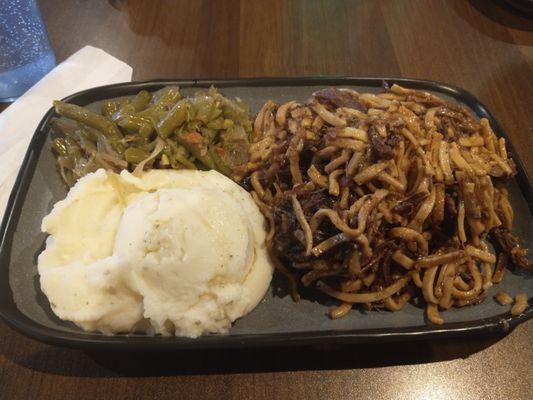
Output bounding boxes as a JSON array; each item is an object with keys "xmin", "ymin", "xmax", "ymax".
[{"xmin": 0, "ymin": 77, "xmax": 532, "ymax": 350}]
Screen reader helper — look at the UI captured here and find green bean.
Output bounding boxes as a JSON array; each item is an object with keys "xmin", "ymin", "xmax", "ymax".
[
  {"xmin": 124, "ymin": 147, "xmax": 151, "ymax": 164},
  {"xmin": 52, "ymin": 138, "xmax": 68, "ymax": 157},
  {"xmin": 111, "ymin": 101, "xmax": 135, "ymax": 122},
  {"xmin": 132, "ymin": 90, "xmax": 152, "ymax": 112},
  {"xmin": 102, "ymin": 101, "xmax": 119, "ymax": 119},
  {"xmin": 118, "ymin": 115, "xmax": 153, "ymax": 134},
  {"xmin": 175, "ymin": 130, "xmax": 215, "ymax": 170},
  {"xmin": 194, "ymin": 98, "xmax": 215, "ymax": 123},
  {"xmin": 172, "ymin": 152, "xmax": 196, "ymax": 169},
  {"xmin": 54, "ymin": 101, "xmax": 123, "ymax": 140},
  {"xmin": 139, "ymin": 123, "xmax": 154, "ymax": 139},
  {"xmin": 135, "ymin": 108, "xmax": 166, "ymax": 124},
  {"xmin": 157, "ymin": 100, "xmax": 190, "ymax": 138},
  {"xmin": 133, "ymin": 89, "xmax": 177, "ymax": 123},
  {"xmin": 153, "ymin": 88, "xmax": 181, "ymax": 111}
]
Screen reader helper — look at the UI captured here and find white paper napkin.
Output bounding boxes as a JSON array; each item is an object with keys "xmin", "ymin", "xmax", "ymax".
[{"xmin": 0, "ymin": 45, "xmax": 133, "ymax": 220}]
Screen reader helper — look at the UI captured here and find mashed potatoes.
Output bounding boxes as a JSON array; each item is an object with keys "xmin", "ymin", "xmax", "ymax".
[{"xmin": 38, "ymin": 169, "xmax": 273, "ymax": 337}]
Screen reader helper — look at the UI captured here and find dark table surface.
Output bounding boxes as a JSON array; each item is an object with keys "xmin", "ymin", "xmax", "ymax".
[{"xmin": 1, "ymin": 0, "xmax": 533, "ymax": 399}]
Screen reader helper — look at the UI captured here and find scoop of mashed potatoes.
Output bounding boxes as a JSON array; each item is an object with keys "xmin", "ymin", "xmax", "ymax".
[{"xmin": 38, "ymin": 169, "xmax": 273, "ymax": 337}]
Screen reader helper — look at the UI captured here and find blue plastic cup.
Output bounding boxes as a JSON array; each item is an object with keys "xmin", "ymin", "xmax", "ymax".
[{"xmin": 0, "ymin": 0, "xmax": 56, "ymax": 102}]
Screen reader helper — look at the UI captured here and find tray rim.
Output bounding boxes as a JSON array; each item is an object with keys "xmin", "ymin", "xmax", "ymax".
[{"xmin": 0, "ymin": 76, "xmax": 532, "ymax": 350}]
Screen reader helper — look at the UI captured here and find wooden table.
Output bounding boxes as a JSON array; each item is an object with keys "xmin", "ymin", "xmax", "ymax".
[{"xmin": 2, "ymin": 0, "xmax": 533, "ymax": 398}]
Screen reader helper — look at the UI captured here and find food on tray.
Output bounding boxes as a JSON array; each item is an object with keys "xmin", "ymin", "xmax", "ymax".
[
  {"xmin": 495, "ymin": 291, "xmax": 513, "ymax": 306},
  {"xmin": 44, "ymin": 84, "xmax": 531, "ymax": 331},
  {"xmin": 495, "ymin": 291, "xmax": 529, "ymax": 316},
  {"xmin": 51, "ymin": 86, "xmax": 252, "ymax": 186},
  {"xmin": 37, "ymin": 168, "xmax": 273, "ymax": 337},
  {"xmin": 511, "ymin": 293, "xmax": 529, "ymax": 316},
  {"xmin": 242, "ymin": 84, "xmax": 531, "ymax": 324}
]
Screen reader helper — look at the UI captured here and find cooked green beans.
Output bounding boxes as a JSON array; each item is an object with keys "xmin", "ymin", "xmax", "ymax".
[
  {"xmin": 52, "ymin": 138, "xmax": 68, "ymax": 157},
  {"xmin": 102, "ymin": 101, "xmax": 119, "ymax": 119},
  {"xmin": 54, "ymin": 101, "xmax": 123, "ymax": 140},
  {"xmin": 51, "ymin": 86, "xmax": 251, "ymax": 186},
  {"xmin": 157, "ymin": 99, "xmax": 190, "ymax": 138},
  {"xmin": 132, "ymin": 90, "xmax": 152, "ymax": 112},
  {"xmin": 153, "ymin": 87, "xmax": 181, "ymax": 111}
]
